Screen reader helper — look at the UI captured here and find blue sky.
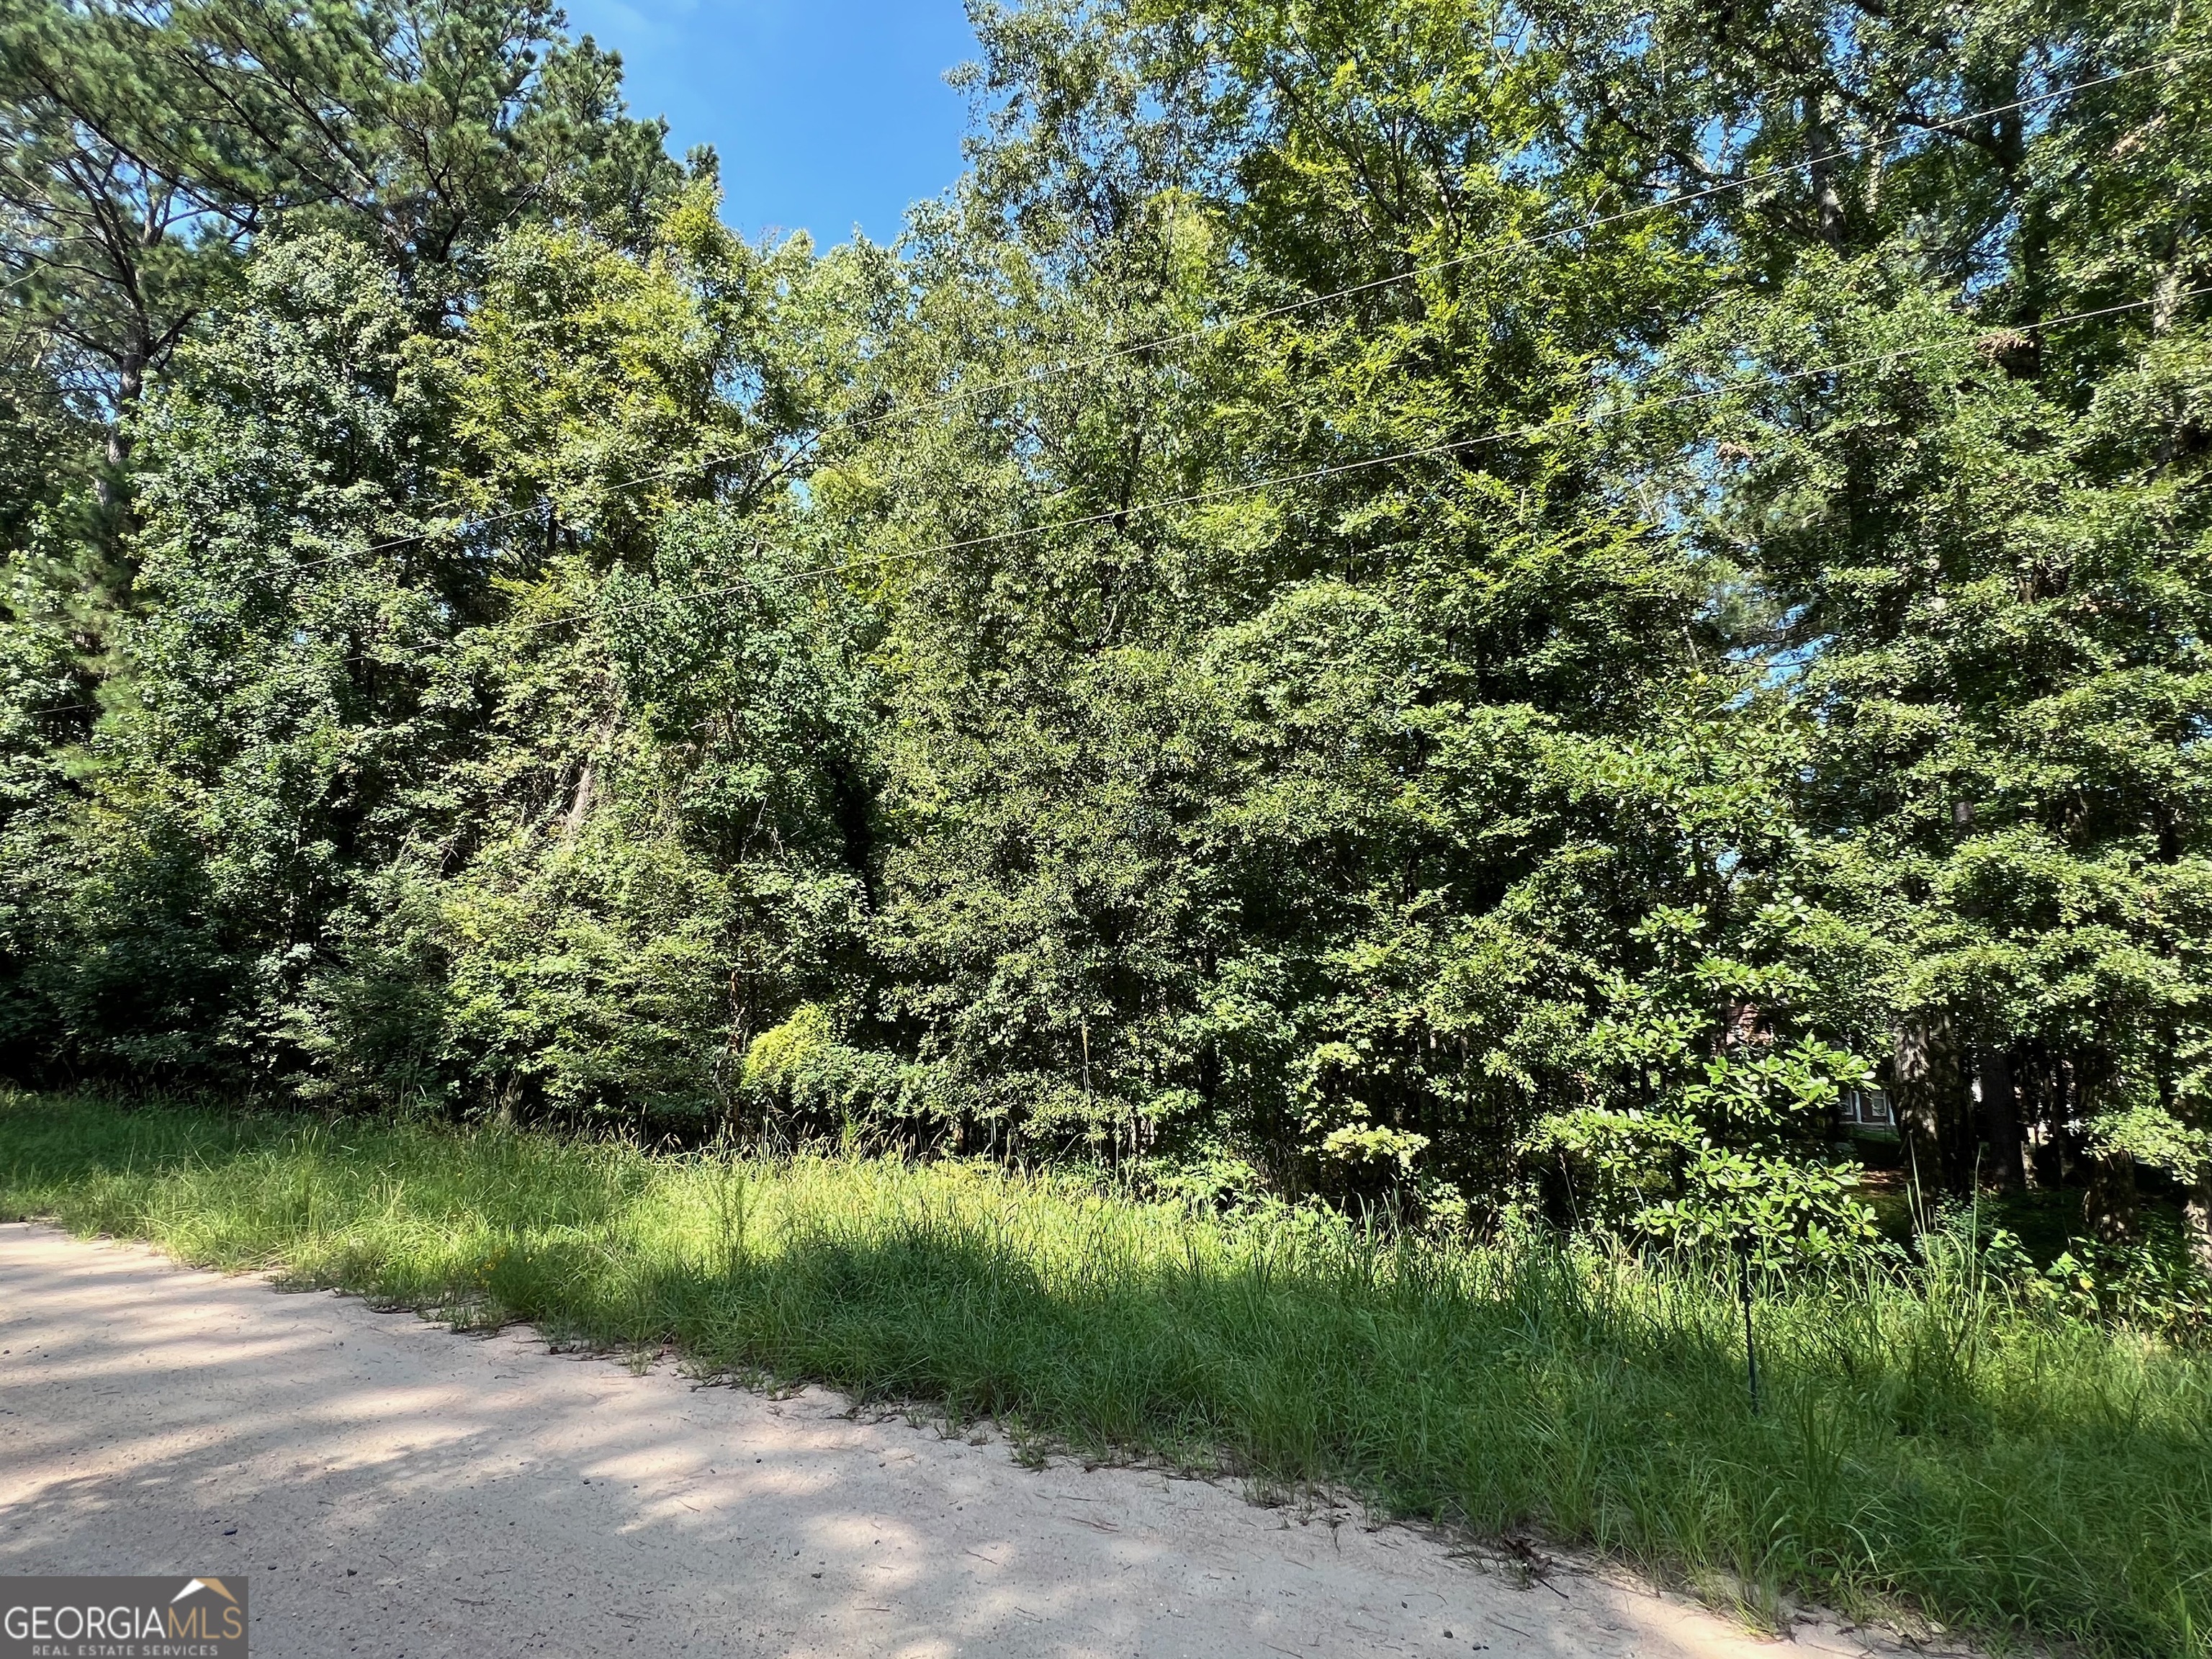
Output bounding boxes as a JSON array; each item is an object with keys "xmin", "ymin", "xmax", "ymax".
[{"xmin": 561, "ymin": 0, "xmax": 982, "ymax": 247}]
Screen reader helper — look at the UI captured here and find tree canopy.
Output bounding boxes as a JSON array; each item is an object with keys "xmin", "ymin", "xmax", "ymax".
[{"xmin": 3, "ymin": 0, "xmax": 2207, "ymax": 1270}]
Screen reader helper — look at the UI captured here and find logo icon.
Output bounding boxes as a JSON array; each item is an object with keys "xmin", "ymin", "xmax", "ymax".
[{"xmin": 2, "ymin": 1575, "xmax": 248, "ymax": 1657}]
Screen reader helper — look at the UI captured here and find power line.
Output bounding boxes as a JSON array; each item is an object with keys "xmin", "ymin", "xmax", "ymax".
[
  {"xmin": 291, "ymin": 48, "xmax": 2195, "ymax": 572},
  {"xmin": 14, "ymin": 51, "xmax": 2203, "ymax": 712},
  {"xmin": 523, "ymin": 287, "xmax": 2204, "ymax": 637},
  {"xmin": 13, "ymin": 282, "xmax": 2200, "ymax": 722}
]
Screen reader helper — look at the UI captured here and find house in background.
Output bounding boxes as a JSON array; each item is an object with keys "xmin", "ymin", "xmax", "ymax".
[{"xmin": 1838, "ymin": 1086, "xmax": 1896, "ymax": 1136}]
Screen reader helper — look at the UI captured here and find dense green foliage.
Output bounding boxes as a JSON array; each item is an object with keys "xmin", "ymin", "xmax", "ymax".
[
  {"xmin": 6, "ymin": 1093, "xmax": 2209, "ymax": 1656},
  {"xmin": 3, "ymin": 0, "xmax": 2210, "ymax": 1266}
]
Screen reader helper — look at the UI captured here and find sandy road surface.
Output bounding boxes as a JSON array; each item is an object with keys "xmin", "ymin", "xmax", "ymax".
[{"xmin": 1, "ymin": 1223, "xmax": 1937, "ymax": 1659}]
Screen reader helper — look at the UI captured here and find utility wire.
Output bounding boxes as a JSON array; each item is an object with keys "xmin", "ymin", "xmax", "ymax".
[
  {"xmin": 14, "ymin": 282, "xmax": 2202, "ymax": 722},
  {"xmin": 518, "ymin": 287, "xmax": 2206, "ymax": 637},
  {"xmin": 292, "ymin": 49, "xmax": 2195, "ymax": 572},
  {"xmin": 15, "ymin": 55, "xmax": 2204, "ymax": 711}
]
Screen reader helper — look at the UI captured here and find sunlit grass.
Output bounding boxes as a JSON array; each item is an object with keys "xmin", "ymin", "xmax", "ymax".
[{"xmin": 4, "ymin": 1092, "xmax": 2208, "ymax": 1657}]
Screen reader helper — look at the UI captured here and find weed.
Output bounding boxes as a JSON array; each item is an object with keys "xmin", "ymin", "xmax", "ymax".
[{"xmin": 2, "ymin": 1093, "xmax": 2207, "ymax": 1657}]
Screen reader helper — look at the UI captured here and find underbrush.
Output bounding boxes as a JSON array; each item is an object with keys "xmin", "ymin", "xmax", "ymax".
[{"xmin": 3, "ymin": 1092, "xmax": 2208, "ymax": 1657}]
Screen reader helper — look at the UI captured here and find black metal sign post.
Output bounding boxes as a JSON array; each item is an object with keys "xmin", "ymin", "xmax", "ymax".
[{"xmin": 1734, "ymin": 1228, "xmax": 1761, "ymax": 1416}]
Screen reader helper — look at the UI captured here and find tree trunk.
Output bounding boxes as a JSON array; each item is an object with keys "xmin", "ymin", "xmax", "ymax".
[
  {"xmin": 1804, "ymin": 91, "xmax": 1845, "ymax": 246},
  {"xmin": 92, "ymin": 341, "xmax": 148, "ymax": 559},
  {"xmin": 2018, "ymin": 1048, "xmax": 2059, "ymax": 1187},
  {"xmin": 2084, "ymin": 1150, "xmax": 2139, "ymax": 1244},
  {"xmin": 1893, "ymin": 1016, "xmax": 1968, "ymax": 1205},
  {"xmin": 2185, "ymin": 1182, "xmax": 2212, "ymax": 1284},
  {"xmin": 1978, "ymin": 1047, "xmax": 2027, "ymax": 1191}
]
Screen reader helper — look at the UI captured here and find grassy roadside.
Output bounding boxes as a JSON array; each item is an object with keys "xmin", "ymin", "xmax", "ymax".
[{"xmin": 4, "ymin": 1093, "xmax": 2208, "ymax": 1657}]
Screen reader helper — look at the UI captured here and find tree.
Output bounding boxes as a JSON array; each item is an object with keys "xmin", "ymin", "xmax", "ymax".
[
  {"xmin": 1570, "ymin": 0, "xmax": 2212, "ymax": 1239},
  {"xmin": 1, "ymin": 0, "xmax": 2205, "ymax": 1282},
  {"xmin": 0, "ymin": 0, "xmax": 680, "ymax": 539}
]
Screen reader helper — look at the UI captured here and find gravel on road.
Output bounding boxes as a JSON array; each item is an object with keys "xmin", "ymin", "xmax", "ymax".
[{"xmin": 1, "ymin": 1223, "xmax": 1934, "ymax": 1659}]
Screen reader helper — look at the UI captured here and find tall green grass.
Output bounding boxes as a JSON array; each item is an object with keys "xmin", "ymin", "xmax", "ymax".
[{"xmin": 4, "ymin": 1093, "xmax": 2208, "ymax": 1657}]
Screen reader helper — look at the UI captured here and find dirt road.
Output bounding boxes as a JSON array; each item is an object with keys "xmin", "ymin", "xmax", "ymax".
[{"xmin": 1, "ymin": 1223, "xmax": 1928, "ymax": 1658}]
